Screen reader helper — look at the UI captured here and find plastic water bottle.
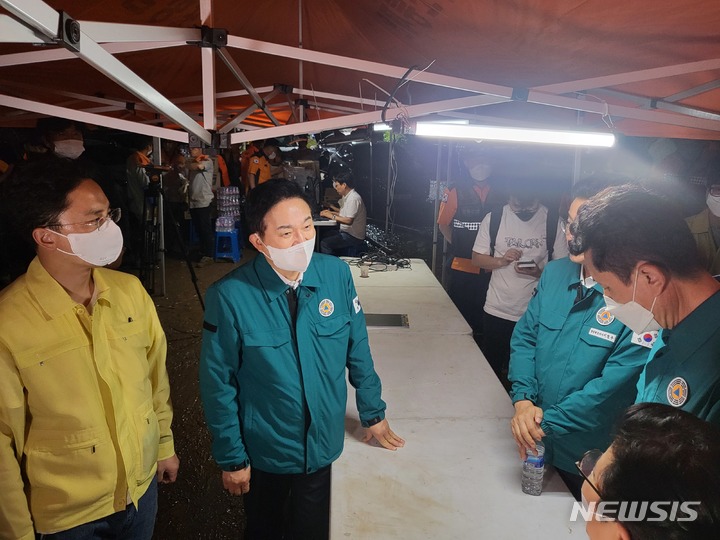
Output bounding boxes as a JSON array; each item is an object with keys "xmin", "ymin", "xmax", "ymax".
[{"xmin": 521, "ymin": 441, "xmax": 545, "ymax": 496}]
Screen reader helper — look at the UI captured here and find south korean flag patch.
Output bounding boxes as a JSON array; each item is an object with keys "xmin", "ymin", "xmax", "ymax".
[
  {"xmin": 631, "ymin": 331, "xmax": 659, "ymax": 349},
  {"xmin": 353, "ymin": 295, "xmax": 362, "ymax": 314}
]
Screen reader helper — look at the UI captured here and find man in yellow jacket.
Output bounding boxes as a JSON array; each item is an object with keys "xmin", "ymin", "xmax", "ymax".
[{"xmin": 0, "ymin": 159, "xmax": 178, "ymax": 540}]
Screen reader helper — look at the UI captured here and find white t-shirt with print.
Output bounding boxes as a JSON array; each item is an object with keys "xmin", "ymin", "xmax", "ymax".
[{"xmin": 472, "ymin": 204, "xmax": 568, "ymax": 321}]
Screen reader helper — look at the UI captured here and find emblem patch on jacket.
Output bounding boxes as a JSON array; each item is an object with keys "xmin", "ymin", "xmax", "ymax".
[
  {"xmin": 595, "ymin": 307, "xmax": 614, "ymax": 326},
  {"xmin": 667, "ymin": 377, "xmax": 688, "ymax": 407},
  {"xmin": 353, "ymin": 295, "xmax": 361, "ymax": 314},
  {"xmin": 319, "ymin": 299, "xmax": 334, "ymax": 317}
]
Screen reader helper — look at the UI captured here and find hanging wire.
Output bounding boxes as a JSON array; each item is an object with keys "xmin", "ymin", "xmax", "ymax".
[
  {"xmin": 381, "ymin": 65, "xmax": 419, "ymax": 123},
  {"xmin": 577, "ymin": 92, "xmax": 616, "ymax": 130}
]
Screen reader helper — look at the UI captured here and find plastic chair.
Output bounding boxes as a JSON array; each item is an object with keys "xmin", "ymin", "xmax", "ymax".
[{"xmin": 214, "ymin": 230, "xmax": 242, "ymax": 263}]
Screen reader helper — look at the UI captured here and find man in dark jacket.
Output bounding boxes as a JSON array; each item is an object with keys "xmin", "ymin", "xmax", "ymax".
[{"xmin": 199, "ymin": 179, "xmax": 404, "ymax": 539}]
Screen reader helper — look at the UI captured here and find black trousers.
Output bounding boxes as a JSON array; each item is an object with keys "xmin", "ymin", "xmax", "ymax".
[
  {"xmin": 243, "ymin": 465, "xmax": 331, "ymax": 540},
  {"xmin": 482, "ymin": 312, "xmax": 517, "ymax": 389},
  {"xmin": 164, "ymin": 201, "xmax": 189, "ymax": 257},
  {"xmin": 189, "ymin": 206, "xmax": 214, "ymax": 258},
  {"xmin": 557, "ymin": 467, "xmax": 584, "ymax": 501},
  {"xmin": 447, "ymin": 268, "xmax": 490, "ymax": 337},
  {"xmin": 319, "ymin": 230, "xmax": 365, "ymax": 256}
]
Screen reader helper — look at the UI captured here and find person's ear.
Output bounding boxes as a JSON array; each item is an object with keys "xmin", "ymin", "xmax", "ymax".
[
  {"xmin": 248, "ymin": 233, "xmax": 266, "ymax": 255},
  {"xmin": 638, "ymin": 262, "xmax": 667, "ymax": 295},
  {"xmin": 32, "ymin": 227, "xmax": 58, "ymax": 250}
]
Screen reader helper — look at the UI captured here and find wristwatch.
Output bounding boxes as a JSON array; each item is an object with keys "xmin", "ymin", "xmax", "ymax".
[
  {"xmin": 224, "ymin": 458, "xmax": 250, "ymax": 472},
  {"xmin": 363, "ymin": 416, "xmax": 383, "ymax": 427}
]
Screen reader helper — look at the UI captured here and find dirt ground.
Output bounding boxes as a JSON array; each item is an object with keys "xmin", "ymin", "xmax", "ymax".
[{"xmin": 150, "ymin": 251, "xmax": 256, "ymax": 540}]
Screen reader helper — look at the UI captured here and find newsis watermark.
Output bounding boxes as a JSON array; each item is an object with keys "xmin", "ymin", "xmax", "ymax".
[{"xmin": 570, "ymin": 501, "xmax": 701, "ymax": 522}]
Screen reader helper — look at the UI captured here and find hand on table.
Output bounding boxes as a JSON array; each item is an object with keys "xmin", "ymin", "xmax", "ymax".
[{"xmin": 362, "ymin": 419, "xmax": 405, "ymax": 450}]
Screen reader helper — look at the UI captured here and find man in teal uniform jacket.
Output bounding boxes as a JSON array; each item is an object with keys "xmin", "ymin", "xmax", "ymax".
[
  {"xmin": 199, "ymin": 179, "xmax": 403, "ymax": 540},
  {"xmin": 570, "ymin": 184, "xmax": 720, "ymax": 426},
  {"xmin": 509, "ymin": 180, "xmax": 648, "ymax": 499}
]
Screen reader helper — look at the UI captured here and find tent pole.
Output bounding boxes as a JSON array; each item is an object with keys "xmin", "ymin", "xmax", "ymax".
[
  {"xmin": 431, "ymin": 142, "xmax": 442, "ymax": 275},
  {"xmin": 572, "ymin": 100, "xmax": 585, "ymax": 185},
  {"xmin": 298, "ymin": 0, "xmax": 304, "ymax": 122},
  {"xmin": 369, "ymin": 139, "xmax": 374, "ymax": 216},
  {"xmin": 153, "ymin": 137, "xmax": 166, "ymax": 297},
  {"xmin": 441, "ymin": 142, "xmax": 454, "ymax": 288},
  {"xmin": 384, "ymin": 136, "xmax": 393, "ymax": 233}
]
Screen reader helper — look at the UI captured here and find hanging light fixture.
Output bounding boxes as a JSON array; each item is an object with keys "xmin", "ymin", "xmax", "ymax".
[{"xmin": 413, "ymin": 122, "xmax": 615, "ymax": 147}]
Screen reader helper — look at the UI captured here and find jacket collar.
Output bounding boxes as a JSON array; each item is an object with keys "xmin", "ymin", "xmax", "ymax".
[
  {"xmin": 566, "ymin": 260, "xmax": 603, "ymax": 295},
  {"xmin": 253, "ymin": 253, "xmax": 322, "ymax": 303},
  {"xmin": 26, "ymin": 257, "xmax": 111, "ymax": 319},
  {"xmin": 687, "ymin": 208, "xmax": 711, "ymax": 234}
]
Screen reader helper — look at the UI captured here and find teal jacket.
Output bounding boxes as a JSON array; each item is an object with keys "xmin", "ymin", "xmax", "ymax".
[
  {"xmin": 637, "ymin": 289, "xmax": 720, "ymax": 425},
  {"xmin": 199, "ymin": 254, "xmax": 386, "ymax": 475},
  {"xmin": 509, "ymin": 257, "xmax": 648, "ymax": 473}
]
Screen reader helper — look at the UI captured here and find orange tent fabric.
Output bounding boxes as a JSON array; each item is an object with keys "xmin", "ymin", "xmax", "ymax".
[{"xmin": 1, "ymin": 1, "xmax": 719, "ymax": 140}]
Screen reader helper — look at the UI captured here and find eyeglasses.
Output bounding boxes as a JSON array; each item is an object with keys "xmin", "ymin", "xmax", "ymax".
[
  {"xmin": 576, "ymin": 449, "xmax": 603, "ymax": 498},
  {"xmin": 46, "ymin": 208, "xmax": 122, "ymax": 232},
  {"xmin": 560, "ymin": 217, "xmax": 575, "ymax": 234},
  {"xmin": 709, "ymin": 185, "xmax": 720, "ymax": 197}
]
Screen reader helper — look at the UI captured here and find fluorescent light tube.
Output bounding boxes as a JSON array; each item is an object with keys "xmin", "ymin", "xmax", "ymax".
[{"xmin": 414, "ymin": 122, "xmax": 615, "ymax": 147}]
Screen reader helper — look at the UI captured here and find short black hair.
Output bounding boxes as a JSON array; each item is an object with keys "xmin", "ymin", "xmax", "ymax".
[
  {"xmin": 244, "ymin": 179, "xmax": 311, "ymax": 236},
  {"xmin": 130, "ymin": 135, "xmax": 153, "ymax": 152},
  {"xmin": 507, "ymin": 175, "xmax": 540, "ymax": 205},
  {"xmin": 333, "ymin": 171, "xmax": 354, "ymax": 189},
  {"xmin": 569, "ymin": 184, "xmax": 702, "ymax": 284},
  {"xmin": 0, "ymin": 159, "xmax": 88, "ymax": 246},
  {"xmin": 570, "ymin": 177, "xmax": 623, "ymax": 201},
  {"xmin": 599, "ymin": 403, "xmax": 720, "ymax": 539},
  {"xmin": 35, "ymin": 117, "xmax": 84, "ymax": 141}
]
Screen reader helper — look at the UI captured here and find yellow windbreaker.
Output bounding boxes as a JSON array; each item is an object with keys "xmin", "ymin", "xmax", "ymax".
[{"xmin": 0, "ymin": 258, "xmax": 174, "ymax": 539}]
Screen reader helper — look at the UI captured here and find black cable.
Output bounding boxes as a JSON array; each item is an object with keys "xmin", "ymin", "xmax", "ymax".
[
  {"xmin": 381, "ymin": 65, "xmax": 419, "ymax": 123},
  {"xmin": 349, "ymin": 251, "xmax": 412, "ymax": 272}
]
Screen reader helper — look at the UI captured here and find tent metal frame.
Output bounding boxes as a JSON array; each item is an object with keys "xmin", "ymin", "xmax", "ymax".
[{"xmin": 1, "ymin": 0, "xmax": 720, "ymax": 143}]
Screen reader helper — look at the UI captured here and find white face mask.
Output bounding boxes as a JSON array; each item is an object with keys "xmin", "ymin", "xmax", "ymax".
[
  {"xmin": 53, "ymin": 139, "xmax": 85, "ymax": 160},
  {"xmin": 580, "ymin": 266, "xmax": 596, "ymax": 289},
  {"xmin": 263, "ymin": 236, "xmax": 315, "ymax": 273},
  {"xmin": 706, "ymin": 193, "xmax": 720, "ymax": 217},
  {"xmin": 48, "ymin": 220, "xmax": 124, "ymax": 266},
  {"xmin": 603, "ymin": 269, "xmax": 661, "ymax": 334},
  {"xmin": 469, "ymin": 163, "xmax": 491, "ymax": 182}
]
